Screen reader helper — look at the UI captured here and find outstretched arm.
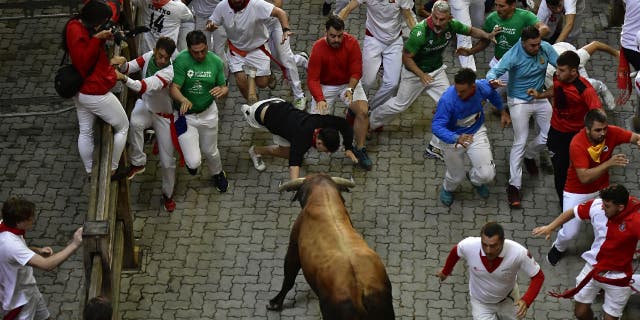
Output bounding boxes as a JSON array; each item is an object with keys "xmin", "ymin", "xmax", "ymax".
[
  {"xmin": 532, "ymin": 209, "xmax": 576, "ymax": 240},
  {"xmin": 28, "ymin": 228, "xmax": 83, "ymax": 272}
]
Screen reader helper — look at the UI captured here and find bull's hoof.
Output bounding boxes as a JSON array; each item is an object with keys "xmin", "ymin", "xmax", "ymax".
[{"xmin": 266, "ymin": 300, "xmax": 283, "ymax": 311}]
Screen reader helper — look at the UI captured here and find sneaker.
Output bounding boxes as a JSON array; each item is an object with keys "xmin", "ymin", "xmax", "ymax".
[
  {"xmin": 466, "ymin": 173, "xmax": 489, "ymax": 198},
  {"xmin": 322, "ymin": 1, "xmax": 332, "ymax": 16},
  {"xmin": 212, "ymin": 170, "xmax": 228, "ymax": 192},
  {"xmin": 162, "ymin": 194, "xmax": 176, "ymax": 212},
  {"xmin": 353, "ymin": 147, "xmax": 373, "ymax": 171},
  {"xmin": 424, "ymin": 143, "xmax": 444, "ymax": 161},
  {"xmin": 187, "ymin": 167, "xmax": 198, "ymax": 176},
  {"xmin": 294, "ymin": 97, "xmax": 307, "ymax": 111},
  {"xmin": 297, "ymin": 52, "xmax": 309, "ymax": 69},
  {"xmin": 248, "ymin": 146, "xmax": 266, "ymax": 171},
  {"xmin": 144, "ymin": 129, "xmax": 155, "ymax": 144},
  {"xmin": 547, "ymin": 245, "xmax": 565, "ymax": 266},
  {"xmin": 127, "ymin": 165, "xmax": 146, "ymax": 180},
  {"xmin": 507, "ymin": 184, "xmax": 522, "ymax": 208},
  {"xmin": 523, "ymin": 157, "xmax": 539, "ymax": 175},
  {"xmin": 602, "ymin": 86, "xmax": 616, "ymax": 110},
  {"xmin": 345, "ymin": 109, "xmax": 355, "ymax": 126},
  {"xmin": 439, "ymin": 188, "xmax": 454, "ymax": 206}
]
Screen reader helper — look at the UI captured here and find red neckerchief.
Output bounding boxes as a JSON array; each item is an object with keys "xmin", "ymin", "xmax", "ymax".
[
  {"xmin": 151, "ymin": 0, "xmax": 170, "ymax": 9},
  {"xmin": 0, "ymin": 222, "xmax": 25, "ymax": 236},
  {"xmin": 311, "ymin": 128, "xmax": 321, "ymax": 149},
  {"xmin": 479, "ymin": 250, "xmax": 503, "ymax": 273},
  {"xmin": 231, "ymin": 0, "xmax": 250, "ymax": 13}
]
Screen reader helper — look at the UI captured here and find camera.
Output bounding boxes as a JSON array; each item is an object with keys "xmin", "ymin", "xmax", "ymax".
[{"xmin": 99, "ymin": 21, "xmax": 150, "ymax": 46}]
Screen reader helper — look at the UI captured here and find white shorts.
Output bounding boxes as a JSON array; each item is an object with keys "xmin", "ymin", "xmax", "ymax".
[
  {"xmin": 0, "ymin": 289, "xmax": 50, "ymax": 320},
  {"xmin": 241, "ymin": 99, "xmax": 290, "ymax": 147},
  {"xmin": 574, "ymin": 263, "xmax": 632, "ymax": 317},
  {"xmin": 309, "ymin": 82, "xmax": 368, "ymax": 115},
  {"xmin": 228, "ymin": 46, "xmax": 271, "ymax": 76}
]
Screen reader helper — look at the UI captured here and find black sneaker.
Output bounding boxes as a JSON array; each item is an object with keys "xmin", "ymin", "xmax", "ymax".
[
  {"xmin": 212, "ymin": 171, "xmax": 228, "ymax": 193},
  {"xmin": 547, "ymin": 245, "xmax": 564, "ymax": 266},
  {"xmin": 322, "ymin": 2, "xmax": 332, "ymax": 16},
  {"xmin": 187, "ymin": 167, "xmax": 198, "ymax": 176},
  {"xmin": 506, "ymin": 184, "xmax": 522, "ymax": 208},
  {"xmin": 523, "ymin": 157, "xmax": 539, "ymax": 175},
  {"xmin": 353, "ymin": 147, "xmax": 373, "ymax": 171}
]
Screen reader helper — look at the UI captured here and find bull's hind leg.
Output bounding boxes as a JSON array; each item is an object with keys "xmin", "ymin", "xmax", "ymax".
[
  {"xmin": 267, "ymin": 242, "xmax": 301, "ymax": 311},
  {"xmin": 363, "ymin": 290, "xmax": 395, "ymax": 320}
]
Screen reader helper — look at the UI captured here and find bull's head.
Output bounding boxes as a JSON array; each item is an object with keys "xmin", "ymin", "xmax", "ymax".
[{"xmin": 278, "ymin": 174, "xmax": 355, "ymax": 207}]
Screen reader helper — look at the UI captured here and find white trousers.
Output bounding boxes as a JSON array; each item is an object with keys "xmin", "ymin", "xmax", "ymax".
[
  {"xmin": 268, "ymin": 20, "xmax": 304, "ymax": 99},
  {"xmin": 442, "ymin": 126, "xmax": 495, "ymax": 191},
  {"xmin": 469, "ymin": 293, "xmax": 519, "ymax": 320},
  {"xmin": 128, "ymin": 99, "xmax": 177, "ymax": 197},
  {"xmin": 178, "ymin": 104, "xmax": 222, "ymax": 176},
  {"xmin": 361, "ymin": 35, "xmax": 403, "ymax": 110},
  {"xmin": 553, "ymin": 190, "xmax": 599, "ymax": 251},
  {"xmin": 369, "ymin": 65, "xmax": 449, "ymax": 129},
  {"xmin": 507, "ymin": 97, "xmax": 552, "ymax": 188},
  {"xmin": 74, "ymin": 92, "xmax": 129, "ymax": 173},
  {"xmin": 309, "ymin": 82, "xmax": 368, "ymax": 115},
  {"xmin": 450, "ymin": 0, "xmax": 485, "ymax": 70}
]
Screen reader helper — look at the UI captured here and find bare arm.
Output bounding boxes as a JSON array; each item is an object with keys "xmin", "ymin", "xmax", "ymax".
[
  {"xmin": 402, "ymin": 50, "xmax": 431, "ymax": 85},
  {"xmin": 575, "ymin": 154, "xmax": 629, "ymax": 184},
  {"xmin": 535, "ymin": 21, "xmax": 550, "ymax": 39},
  {"xmin": 289, "ymin": 166, "xmax": 300, "ymax": 180},
  {"xmin": 554, "ymin": 14, "xmax": 575, "ymax": 43},
  {"xmin": 338, "ymin": 0, "xmax": 359, "ymax": 20},
  {"xmin": 582, "ymin": 41, "xmax": 619, "ymax": 58},
  {"xmin": 271, "ymin": 7, "xmax": 292, "ymax": 43},
  {"xmin": 171, "ymin": 83, "xmax": 192, "ymax": 115},
  {"xmin": 401, "ymin": 8, "xmax": 416, "ymax": 30},
  {"xmin": 27, "ymin": 228, "xmax": 83, "ymax": 272},
  {"xmin": 532, "ymin": 209, "xmax": 576, "ymax": 240}
]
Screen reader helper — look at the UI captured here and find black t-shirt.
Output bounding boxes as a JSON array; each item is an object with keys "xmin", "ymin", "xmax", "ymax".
[{"xmin": 263, "ymin": 102, "xmax": 354, "ymax": 167}]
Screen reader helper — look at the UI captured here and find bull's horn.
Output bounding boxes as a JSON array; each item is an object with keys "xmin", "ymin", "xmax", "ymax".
[
  {"xmin": 278, "ymin": 178, "xmax": 306, "ymax": 192},
  {"xmin": 331, "ymin": 176, "xmax": 355, "ymax": 189}
]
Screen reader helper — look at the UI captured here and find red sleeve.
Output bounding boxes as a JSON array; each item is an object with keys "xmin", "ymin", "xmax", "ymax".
[
  {"xmin": 307, "ymin": 39, "xmax": 325, "ymax": 102},
  {"xmin": 345, "ymin": 34, "xmax": 362, "ymax": 81},
  {"xmin": 521, "ymin": 270, "xmax": 544, "ymax": 307},
  {"xmin": 582, "ymin": 86, "xmax": 602, "ymax": 110},
  {"xmin": 576, "ymin": 199, "xmax": 595, "ymax": 220},
  {"xmin": 609, "ymin": 125, "xmax": 634, "ymax": 146},
  {"xmin": 441, "ymin": 245, "xmax": 460, "ymax": 276},
  {"xmin": 66, "ymin": 20, "xmax": 104, "ymax": 77}
]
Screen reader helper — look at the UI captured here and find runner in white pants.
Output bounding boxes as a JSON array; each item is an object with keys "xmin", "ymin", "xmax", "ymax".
[
  {"xmin": 266, "ymin": 1, "xmax": 309, "ymax": 110},
  {"xmin": 188, "ymin": 0, "xmax": 228, "ymax": 69},
  {"xmin": 117, "ymin": 37, "xmax": 178, "ymax": 212},
  {"xmin": 338, "ymin": 0, "xmax": 416, "ymax": 111},
  {"xmin": 449, "ymin": 0, "xmax": 486, "ymax": 70}
]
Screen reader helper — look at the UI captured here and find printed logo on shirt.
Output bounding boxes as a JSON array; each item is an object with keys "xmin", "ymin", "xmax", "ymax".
[
  {"xmin": 619, "ymin": 222, "xmax": 626, "ymax": 232},
  {"xmin": 445, "ymin": 32, "xmax": 452, "ymax": 40},
  {"xmin": 186, "ymin": 70, "xmax": 213, "ymax": 79}
]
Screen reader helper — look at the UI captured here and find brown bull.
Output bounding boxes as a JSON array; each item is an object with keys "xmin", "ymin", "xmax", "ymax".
[{"xmin": 267, "ymin": 174, "xmax": 395, "ymax": 319}]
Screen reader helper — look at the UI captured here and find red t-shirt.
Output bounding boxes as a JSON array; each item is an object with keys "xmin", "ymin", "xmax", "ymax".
[
  {"xmin": 564, "ymin": 125, "xmax": 632, "ymax": 194},
  {"xmin": 551, "ymin": 75, "xmax": 601, "ymax": 133},
  {"xmin": 307, "ymin": 32, "xmax": 362, "ymax": 102},
  {"xmin": 576, "ymin": 197, "xmax": 640, "ymax": 274},
  {"xmin": 66, "ymin": 19, "xmax": 117, "ymax": 95}
]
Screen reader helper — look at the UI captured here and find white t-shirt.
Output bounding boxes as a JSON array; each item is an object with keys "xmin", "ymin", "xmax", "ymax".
[
  {"xmin": 122, "ymin": 51, "xmax": 175, "ymax": 114},
  {"xmin": 0, "ymin": 232, "xmax": 37, "ymax": 311},
  {"xmin": 358, "ymin": 0, "xmax": 413, "ymax": 45},
  {"xmin": 537, "ymin": 0, "xmax": 583, "ymax": 36},
  {"xmin": 189, "ymin": 0, "xmax": 221, "ymax": 18},
  {"xmin": 622, "ymin": 0, "xmax": 640, "ymax": 51},
  {"xmin": 209, "ymin": 0, "xmax": 274, "ymax": 51},
  {"xmin": 134, "ymin": 0, "xmax": 195, "ymax": 53},
  {"xmin": 456, "ymin": 237, "xmax": 541, "ymax": 304}
]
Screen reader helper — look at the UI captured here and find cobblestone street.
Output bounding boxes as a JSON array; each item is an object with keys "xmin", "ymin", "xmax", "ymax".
[{"xmin": 1, "ymin": 0, "xmax": 639, "ymax": 319}]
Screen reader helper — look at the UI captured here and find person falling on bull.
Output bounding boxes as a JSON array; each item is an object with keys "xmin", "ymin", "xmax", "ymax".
[{"xmin": 242, "ymin": 98, "xmax": 358, "ymax": 180}]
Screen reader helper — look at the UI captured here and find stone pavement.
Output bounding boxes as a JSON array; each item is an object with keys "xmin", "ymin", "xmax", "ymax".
[{"xmin": 1, "ymin": 0, "xmax": 639, "ymax": 319}]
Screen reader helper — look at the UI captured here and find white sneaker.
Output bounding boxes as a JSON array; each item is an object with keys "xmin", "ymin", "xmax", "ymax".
[
  {"xmin": 297, "ymin": 52, "xmax": 309, "ymax": 70},
  {"xmin": 294, "ymin": 97, "xmax": 307, "ymax": 110},
  {"xmin": 248, "ymin": 146, "xmax": 266, "ymax": 171}
]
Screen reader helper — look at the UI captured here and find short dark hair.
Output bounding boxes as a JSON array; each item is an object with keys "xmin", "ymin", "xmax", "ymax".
[
  {"xmin": 599, "ymin": 184, "xmax": 629, "ymax": 206},
  {"xmin": 557, "ymin": 51, "xmax": 580, "ymax": 70},
  {"xmin": 318, "ymin": 128, "xmax": 340, "ymax": 152},
  {"xmin": 80, "ymin": 0, "xmax": 113, "ymax": 27},
  {"xmin": 454, "ymin": 68, "xmax": 477, "ymax": 85},
  {"xmin": 84, "ymin": 296, "xmax": 113, "ymax": 320},
  {"xmin": 503, "ymin": 0, "xmax": 517, "ymax": 5},
  {"xmin": 481, "ymin": 221, "xmax": 505, "ymax": 240},
  {"xmin": 546, "ymin": 0, "xmax": 561, "ymax": 6},
  {"xmin": 186, "ymin": 30, "xmax": 208, "ymax": 48},
  {"xmin": 521, "ymin": 26, "xmax": 540, "ymax": 42},
  {"xmin": 155, "ymin": 37, "xmax": 177, "ymax": 56},
  {"xmin": 1, "ymin": 197, "xmax": 35, "ymax": 228},
  {"xmin": 325, "ymin": 15, "xmax": 345, "ymax": 32},
  {"xmin": 584, "ymin": 109, "xmax": 607, "ymax": 129}
]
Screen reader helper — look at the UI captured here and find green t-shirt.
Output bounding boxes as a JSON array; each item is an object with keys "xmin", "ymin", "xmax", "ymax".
[
  {"xmin": 172, "ymin": 49, "xmax": 226, "ymax": 113},
  {"xmin": 483, "ymin": 8, "xmax": 539, "ymax": 60},
  {"xmin": 145, "ymin": 55, "xmax": 162, "ymax": 78},
  {"xmin": 404, "ymin": 19, "xmax": 470, "ymax": 73}
]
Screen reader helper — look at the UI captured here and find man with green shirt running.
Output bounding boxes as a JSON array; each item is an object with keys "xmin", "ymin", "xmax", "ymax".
[
  {"xmin": 170, "ymin": 30, "xmax": 230, "ymax": 193},
  {"xmin": 459, "ymin": 0, "xmax": 549, "ymax": 91},
  {"xmin": 368, "ymin": 0, "xmax": 497, "ymax": 160}
]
